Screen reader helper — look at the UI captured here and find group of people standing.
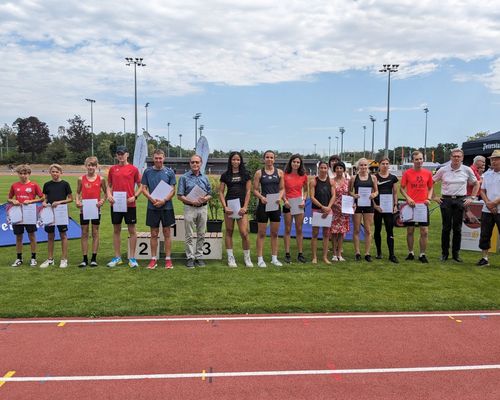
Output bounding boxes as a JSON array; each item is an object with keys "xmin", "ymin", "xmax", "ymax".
[{"xmin": 7, "ymin": 146, "xmax": 499, "ymax": 269}]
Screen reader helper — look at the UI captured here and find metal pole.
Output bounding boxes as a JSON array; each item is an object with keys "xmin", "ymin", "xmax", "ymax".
[
  {"xmin": 179, "ymin": 134, "xmax": 182, "ymax": 158},
  {"xmin": 362, "ymin": 125, "xmax": 366, "ymax": 158},
  {"xmin": 167, "ymin": 122, "xmax": 170, "ymax": 158},
  {"xmin": 85, "ymin": 98, "xmax": 95, "ymax": 156},
  {"xmin": 423, "ymin": 107, "xmax": 429, "ymax": 162},
  {"xmin": 370, "ymin": 115, "xmax": 376, "ymax": 159},
  {"xmin": 379, "ymin": 65, "xmax": 399, "ymax": 158},
  {"xmin": 125, "ymin": 58, "xmax": 146, "ymax": 142},
  {"xmin": 314, "ymin": 144, "xmax": 317, "ymax": 154},
  {"xmin": 199, "ymin": 124, "xmax": 204, "ymax": 137},
  {"xmin": 121, "ymin": 117, "xmax": 126, "ymax": 147},
  {"xmin": 193, "ymin": 113, "xmax": 201, "ymax": 149},
  {"xmin": 335, "ymin": 136, "xmax": 339, "ymax": 154},
  {"xmin": 328, "ymin": 136, "xmax": 331, "ymax": 155},
  {"xmin": 145, "ymin": 102, "xmax": 149, "ymax": 133},
  {"xmin": 339, "ymin": 127, "xmax": 345, "ymax": 159}
]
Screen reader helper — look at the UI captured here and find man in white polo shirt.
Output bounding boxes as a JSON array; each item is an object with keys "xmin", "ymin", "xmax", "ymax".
[
  {"xmin": 433, "ymin": 148, "xmax": 479, "ymax": 262},
  {"xmin": 477, "ymin": 149, "xmax": 500, "ymax": 267}
]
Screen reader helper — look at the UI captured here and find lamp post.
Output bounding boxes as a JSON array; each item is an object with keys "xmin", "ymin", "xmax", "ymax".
[
  {"xmin": 145, "ymin": 102, "xmax": 150, "ymax": 134},
  {"xmin": 313, "ymin": 143, "xmax": 317, "ymax": 155},
  {"xmin": 199, "ymin": 124, "xmax": 204, "ymax": 137},
  {"xmin": 167, "ymin": 122, "xmax": 171, "ymax": 158},
  {"xmin": 85, "ymin": 98, "xmax": 95, "ymax": 156},
  {"xmin": 335, "ymin": 136, "xmax": 339, "ymax": 154},
  {"xmin": 328, "ymin": 136, "xmax": 331, "ymax": 155},
  {"xmin": 193, "ymin": 113, "xmax": 201, "ymax": 149},
  {"xmin": 125, "ymin": 57, "xmax": 146, "ymax": 140},
  {"xmin": 362, "ymin": 125, "xmax": 367, "ymax": 158},
  {"xmin": 121, "ymin": 117, "xmax": 126, "ymax": 147},
  {"xmin": 179, "ymin": 134, "xmax": 183, "ymax": 158},
  {"xmin": 423, "ymin": 107, "xmax": 429, "ymax": 162},
  {"xmin": 379, "ymin": 64, "xmax": 399, "ymax": 157},
  {"xmin": 339, "ymin": 127, "xmax": 345, "ymax": 159},
  {"xmin": 369, "ymin": 115, "xmax": 376, "ymax": 159}
]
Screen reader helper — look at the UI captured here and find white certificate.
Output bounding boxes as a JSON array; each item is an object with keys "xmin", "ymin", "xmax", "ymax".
[
  {"xmin": 413, "ymin": 203, "xmax": 428, "ymax": 223},
  {"xmin": 82, "ymin": 199, "xmax": 99, "ymax": 220},
  {"xmin": 150, "ymin": 180, "xmax": 174, "ymax": 201},
  {"xmin": 227, "ymin": 198, "xmax": 242, "ymax": 219},
  {"xmin": 341, "ymin": 195, "xmax": 355, "ymax": 214},
  {"xmin": 113, "ymin": 191, "xmax": 128, "ymax": 212},
  {"xmin": 22, "ymin": 203, "xmax": 37, "ymax": 225},
  {"xmin": 265, "ymin": 193, "xmax": 280, "ymax": 212},
  {"xmin": 311, "ymin": 210, "xmax": 333, "ymax": 227},
  {"xmin": 400, "ymin": 204, "xmax": 414, "ymax": 222},
  {"xmin": 185, "ymin": 185, "xmax": 207, "ymax": 203},
  {"xmin": 357, "ymin": 187, "xmax": 372, "ymax": 207},
  {"xmin": 288, "ymin": 197, "xmax": 304, "ymax": 216},
  {"xmin": 379, "ymin": 194, "xmax": 394, "ymax": 213},
  {"xmin": 54, "ymin": 204, "xmax": 69, "ymax": 225},
  {"xmin": 8, "ymin": 205, "xmax": 23, "ymax": 224},
  {"xmin": 39, "ymin": 206, "xmax": 55, "ymax": 225}
]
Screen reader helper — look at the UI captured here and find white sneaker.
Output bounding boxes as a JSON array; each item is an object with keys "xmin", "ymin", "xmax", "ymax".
[
  {"xmin": 40, "ymin": 259, "xmax": 54, "ymax": 269},
  {"xmin": 338, "ymin": 256, "xmax": 346, "ymax": 262},
  {"xmin": 271, "ymin": 259, "xmax": 283, "ymax": 267},
  {"xmin": 257, "ymin": 260, "xmax": 267, "ymax": 268},
  {"xmin": 228, "ymin": 255, "xmax": 237, "ymax": 268},
  {"xmin": 30, "ymin": 258, "xmax": 37, "ymax": 267},
  {"xmin": 331, "ymin": 255, "xmax": 338, "ymax": 262},
  {"xmin": 244, "ymin": 257, "xmax": 254, "ymax": 268},
  {"xmin": 59, "ymin": 259, "xmax": 68, "ymax": 268},
  {"xmin": 11, "ymin": 258, "xmax": 23, "ymax": 267}
]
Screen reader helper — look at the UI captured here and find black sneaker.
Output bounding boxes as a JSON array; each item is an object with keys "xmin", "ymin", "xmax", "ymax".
[
  {"xmin": 284, "ymin": 253, "xmax": 291, "ymax": 264},
  {"xmin": 78, "ymin": 261, "xmax": 87, "ymax": 268},
  {"xmin": 452, "ymin": 254, "xmax": 463, "ymax": 263},
  {"xmin": 419, "ymin": 255, "xmax": 429, "ymax": 263},
  {"xmin": 440, "ymin": 254, "xmax": 449, "ymax": 261},
  {"xmin": 186, "ymin": 259, "xmax": 195, "ymax": 269},
  {"xmin": 195, "ymin": 259, "xmax": 206, "ymax": 267},
  {"xmin": 90, "ymin": 261, "xmax": 98, "ymax": 267},
  {"xmin": 364, "ymin": 255, "xmax": 372, "ymax": 262},
  {"xmin": 297, "ymin": 254, "xmax": 306, "ymax": 263},
  {"xmin": 405, "ymin": 253, "xmax": 415, "ymax": 261},
  {"xmin": 389, "ymin": 255, "xmax": 399, "ymax": 264},
  {"xmin": 376, "ymin": 254, "xmax": 383, "ymax": 260},
  {"xmin": 477, "ymin": 258, "xmax": 489, "ymax": 267},
  {"xmin": 355, "ymin": 253, "xmax": 362, "ymax": 261}
]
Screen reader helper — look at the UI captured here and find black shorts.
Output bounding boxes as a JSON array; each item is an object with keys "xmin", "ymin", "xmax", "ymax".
[
  {"xmin": 282, "ymin": 205, "xmax": 291, "ymax": 214},
  {"xmin": 256, "ymin": 203, "xmax": 281, "ymax": 223},
  {"xmin": 111, "ymin": 207, "xmax": 137, "ymax": 225},
  {"xmin": 146, "ymin": 208, "xmax": 175, "ymax": 228},
  {"xmin": 80, "ymin": 214, "xmax": 101, "ymax": 226},
  {"xmin": 403, "ymin": 207, "xmax": 430, "ymax": 227},
  {"xmin": 44, "ymin": 225, "xmax": 68, "ymax": 234},
  {"xmin": 355, "ymin": 206, "xmax": 374, "ymax": 214},
  {"xmin": 13, "ymin": 224, "xmax": 37, "ymax": 235}
]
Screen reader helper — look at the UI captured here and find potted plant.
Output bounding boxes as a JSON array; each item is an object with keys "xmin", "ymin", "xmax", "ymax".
[{"xmin": 207, "ymin": 176, "xmax": 223, "ymax": 232}]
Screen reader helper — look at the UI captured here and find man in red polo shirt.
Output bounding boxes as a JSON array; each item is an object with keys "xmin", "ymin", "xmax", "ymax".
[{"xmin": 467, "ymin": 155, "xmax": 485, "ymax": 197}]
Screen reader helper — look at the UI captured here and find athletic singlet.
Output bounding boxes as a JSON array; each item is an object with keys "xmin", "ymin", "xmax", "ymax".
[
  {"xmin": 353, "ymin": 173, "xmax": 373, "ymax": 194},
  {"xmin": 81, "ymin": 175, "xmax": 102, "ymax": 200},
  {"xmin": 260, "ymin": 167, "xmax": 280, "ymax": 198},
  {"xmin": 312, "ymin": 176, "xmax": 332, "ymax": 209}
]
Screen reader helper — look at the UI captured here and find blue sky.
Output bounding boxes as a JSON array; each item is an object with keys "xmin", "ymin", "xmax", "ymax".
[{"xmin": 1, "ymin": 0, "xmax": 500, "ymax": 155}]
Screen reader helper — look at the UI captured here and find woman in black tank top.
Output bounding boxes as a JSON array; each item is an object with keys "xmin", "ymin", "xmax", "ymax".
[
  {"xmin": 349, "ymin": 158, "xmax": 378, "ymax": 262},
  {"xmin": 309, "ymin": 161, "xmax": 335, "ymax": 264},
  {"xmin": 252, "ymin": 150, "xmax": 285, "ymax": 267}
]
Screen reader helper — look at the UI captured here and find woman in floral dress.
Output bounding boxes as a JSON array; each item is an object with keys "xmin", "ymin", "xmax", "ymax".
[{"xmin": 331, "ymin": 161, "xmax": 350, "ymax": 261}]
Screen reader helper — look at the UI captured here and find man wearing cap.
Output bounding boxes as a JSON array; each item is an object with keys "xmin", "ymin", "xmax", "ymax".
[
  {"xmin": 433, "ymin": 148, "xmax": 479, "ymax": 262},
  {"xmin": 177, "ymin": 154, "xmax": 211, "ymax": 268},
  {"xmin": 477, "ymin": 149, "xmax": 500, "ymax": 266},
  {"xmin": 106, "ymin": 145, "xmax": 142, "ymax": 268}
]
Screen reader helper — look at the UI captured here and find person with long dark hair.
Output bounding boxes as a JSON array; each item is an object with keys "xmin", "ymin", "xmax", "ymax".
[
  {"xmin": 330, "ymin": 162, "xmax": 350, "ymax": 261},
  {"xmin": 219, "ymin": 151, "xmax": 253, "ymax": 267},
  {"xmin": 283, "ymin": 154, "xmax": 308, "ymax": 263}
]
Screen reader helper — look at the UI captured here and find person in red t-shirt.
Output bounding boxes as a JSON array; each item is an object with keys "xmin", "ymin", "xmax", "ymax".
[
  {"xmin": 106, "ymin": 146, "xmax": 142, "ymax": 268},
  {"xmin": 7, "ymin": 164, "xmax": 44, "ymax": 267},
  {"xmin": 400, "ymin": 151, "xmax": 434, "ymax": 263},
  {"xmin": 282, "ymin": 154, "xmax": 308, "ymax": 263},
  {"xmin": 75, "ymin": 156, "xmax": 107, "ymax": 268}
]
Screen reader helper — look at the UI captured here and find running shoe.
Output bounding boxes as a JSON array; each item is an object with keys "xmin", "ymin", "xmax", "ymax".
[
  {"xmin": 331, "ymin": 255, "xmax": 338, "ymax": 262},
  {"xmin": 165, "ymin": 259, "xmax": 174, "ymax": 269},
  {"xmin": 284, "ymin": 253, "xmax": 291, "ymax": 264},
  {"xmin": 364, "ymin": 255, "xmax": 372, "ymax": 262},
  {"xmin": 128, "ymin": 258, "xmax": 139, "ymax": 269},
  {"xmin": 11, "ymin": 258, "xmax": 22, "ymax": 267},
  {"xmin": 477, "ymin": 258, "xmax": 489, "ymax": 267},
  {"xmin": 389, "ymin": 255, "xmax": 399, "ymax": 264},
  {"xmin": 257, "ymin": 260, "xmax": 267, "ymax": 268},
  {"xmin": 147, "ymin": 259, "xmax": 158, "ymax": 269},
  {"xmin": 30, "ymin": 258, "xmax": 37, "ymax": 267},
  {"xmin": 244, "ymin": 256, "xmax": 254, "ymax": 268},
  {"xmin": 418, "ymin": 255, "xmax": 429, "ymax": 264},
  {"xmin": 338, "ymin": 256, "xmax": 346, "ymax": 262},
  {"xmin": 90, "ymin": 261, "xmax": 98, "ymax": 267},
  {"xmin": 355, "ymin": 253, "xmax": 362, "ymax": 261},
  {"xmin": 186, "ymin": 259, "xmax": 195, "ymax": 269},
  {"xmin": 271, "ymin": 259, "xmax": 283, "ymax": 267},
  {"xmin": 228, "ymin": 255, "xmax": 237, "ymax": 268},
  {"xmin": 40, "ymin": 259, "xmax": 54, "ymax": 269},
  {"xmin": 297, "ymin": 254, "xmax": 306, "ymax": 263},
  {"xmin": 107, "ymin": 257, "xmax": 123, "ymax": 268},
  {"xmin": 405, "ymin": 253, "xmax": 415, "ymax": 261},
  {"xmin": 195, "ymin": 259, "xmax": 206, "ymax": 267},
  {"xmin": 78, "ymin": 261, "xmax": 87, "ymax": 268},
  {"xmin": 59, "ymin": 259, "xmax": 68, "ymax": 268}
]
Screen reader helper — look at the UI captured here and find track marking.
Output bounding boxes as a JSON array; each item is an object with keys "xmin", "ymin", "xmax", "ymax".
[
  {"xmin": 57, "ymin": 322, "xmax": 66, "ymax": 327},
  {"xmin": 448, "ymin": 316, "xmax": 462, "ymax": 323},
  {"xmin": 0, "ymin": 371, "xmax": 16, "ymax": 388},
  {"xmin": 2, "ymin": 364, "xmax": 500, "ymax": 383},
  {"xmin": 1, "ymin": 312, "xmax": 499, "ymax": 326}
]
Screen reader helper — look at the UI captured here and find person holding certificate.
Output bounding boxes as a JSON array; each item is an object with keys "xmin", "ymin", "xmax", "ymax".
[
  {"xmin": 253, "ymin": 150, "xmax": 285, "ymax": 267},
  {"xmin": 7, "ymin": 164, "xmax": 44, "ymax": 267},
  {"xmin": 282, "ymin": 154, "xmax": 308, "ymax": 264},
  {"xmin": 349, "ymin": 158, "xmax": 378, "ymax": 262},
  {"xmin": 75, "ymin": 157, "xmax": 107, "ymax": 267},
  {"xmin": 219, "ymin": 152, "xmax": 253, "ymax": 268},
  {"xmin": 310, "ymin": 161, "xmax": 335, "ymax": 264},
  {"xmin": 40, "ymin": 164, "xmax": 73, "ymax": 269},
  {"xmin": 400, "ymin": 151, "xmax": 434, "ymax": 263},
  {"xmin": 141, "ymin": 149, "xmax": 177, "ymax": 269},
  {"xmin": 330, "ymin": 161, "xmax": 350, "ymax": 261},
  {"xmin": 106, "ymin": 146, "xmax": 142, "ymax": 268},
  {"xmin": 177, "ymin": 154, "xmax": 212, "ymax": 268},
  {"xmin": 373, "ymin": 157, "xmax": 399, "ymax": 263}
]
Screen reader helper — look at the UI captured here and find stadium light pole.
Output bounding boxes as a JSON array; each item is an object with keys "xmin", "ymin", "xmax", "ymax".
[
  {"xmin": 314, "ymin": 143, "xmax": 317, "ymax": 155},
  {"xmin": 335, "ymin": 136, "xmax": 339, "ymax": 154},
  {"xmin": 423, "ymin": 107, "xmax": 429, "ymax": 162},
  {"xmin": 339, "ymin": 127, "xmax": 345, "ymax": 159},
  {"xmin": 179, "ymin": 134, "xmax": 182, "ymax": 158},
  {"xmin": 125, "ymin": 57, "xmax": 146, "ymax": 140},
  {"xmin": 193, "ymin": 113, "xmax": 201, "ymax": 149},
  {"xmin": 85, "ymin": 98, "xmax": 95, "ymax": 156},
  {"xmin": 379, "ymin": 64, "xmax": 399, "ymax": 157},
  {"xmin": 328, "ymin": 136, "xmax": 331, "ymax": 155},
  {"xmin": 362, "ymin": 125, "xmax": 367, "ymax": 158},
  {"xmin": 369, "ymin": 115, "xmax": 376, "ymax": 159},
  {"xmin": 167, "ymin": 122, "xmax": 171, "ymax": 158},
  {"xmin": 199, "ymin": 124, "xmax": 204, "ymax": 137},
  {"xmin": 145, "ymin": 102, "xmax": 150, "ymax": 133}
]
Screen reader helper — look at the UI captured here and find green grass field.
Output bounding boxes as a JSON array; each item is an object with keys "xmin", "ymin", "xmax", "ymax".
[{"xmin": 0, "ymin": 174, "xmax": 498, "ymax": 318}]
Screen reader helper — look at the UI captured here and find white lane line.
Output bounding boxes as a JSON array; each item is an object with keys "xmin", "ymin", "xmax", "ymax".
[
  {"xmin": 2, "ymin": 364, "xmax": 500, "ymax": 383},
  {"xmin": 0, "ymin": 312, "xmax": 499, "ymax": 325}
]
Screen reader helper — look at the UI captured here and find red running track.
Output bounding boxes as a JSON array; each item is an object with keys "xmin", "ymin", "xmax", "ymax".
[{"xmin": 1, "ymin": 312, "xmax": 500, "ymax": 399}]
